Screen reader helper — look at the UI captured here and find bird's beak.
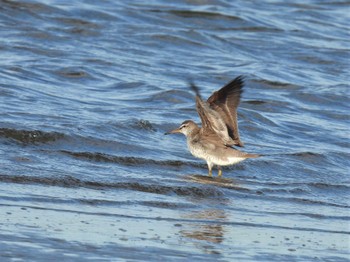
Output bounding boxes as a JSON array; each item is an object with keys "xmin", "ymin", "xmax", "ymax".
[{"xmin": 164, "ymin": 127, "xmax": 181, "ymax": 135}]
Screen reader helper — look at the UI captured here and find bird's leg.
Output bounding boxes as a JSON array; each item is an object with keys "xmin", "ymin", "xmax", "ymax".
[
  {"xmin": 218, "ymin": 166, "xmax": 222, "ymax": 177},
  {"xmin": 207, "ymin": 162, "xmax": 213, "ymax": 177}
]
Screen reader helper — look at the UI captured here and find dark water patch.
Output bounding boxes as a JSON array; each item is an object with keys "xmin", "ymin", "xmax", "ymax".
[
  {"xmin": 139, "ymin": 201, "xmax": 194, "ymax": 209},
  {"xmin": 285, "ymin": 151, "xmax": 326, "ymax": 164},
  {"xmin": 247, "ymin": 180, "xmax": 350, "ymax": 192},
  {"xmin": 153, "ymin": 89, "xmax": 197, "ymax": 104},
  {"xmin": 151, "ymin": 9, "xmax": 242, "ymax": 21},
  {"xmin": 64, "ymin": 26, "xmax": 101, "ymax": 37},
  {"xmin": 245, "ymin": 100, "xmax": 267, "ymax": 105},
  {"xmin": 0, "ymin": 195, "xmax": 124, "ymax": 207},
  {"xmin": 282, "ymin": 196, "xmax": 349, "ymax": 209},
  {"xmin": 252, "ymin": 79, "xmax": 300, "ymax": 90},
  {"xmin": 232, "ymin": 182, "xmax": 350, "ymax": 209},
  {"xmin": 258, "ymin": 187, "xmax": 306, "ymax": 194},
  {"xmin": 131, "ymin": 119, "xmax": 157, "ymax": 132},
  {"xmin": 293, "ymin": 212, "xmax": 350, "ymax": 221},
  {"xmin": 55, "ymin": 68, "xmax": 90, "ymax": 79},
  {"xmin": 232, "ymin": 204, "xmax": 350, "ymax": 221},
  {"xmin": 10, "ymin": 43, "xmax": 66, "ymax": 58},
  {"xmin": 0, "ymin": 128, "xmax": 65, "ymax": 145},
  {"xmin": 1, "ymin": 195, "xmax": 194, "ymax": 210},
  {"xmin": 150, "ymin": 33, "xmax": 207, "ymax": 48},
  {"xmin": 113, "ymin": 81, "xmax": 145, "ymax": 90},
  {"xmin": 121, "ymin": 183, "xmax": 224, "ymax": 198},
  {"xmin": 0, "ymin": 0, "xmax": 58, "ymax": 14},
  {"xmin": 308, "ymin": 182, "xmax": 350, "ymax": 191},
  {"xmin": 25, "ymin": 30, "xmax": 59, "ymax": 41},
  {"xmin": 245, "ymin": 179, "xmax": 350, "ymax": 203},
  {"xmin": 0, "ymin": 174, "xmax": 82, "ymax": 188},
  {"xmin": 60, "ymin": 150, "xmax": 202, "ymax": 168},
  {"xmin": 296, "ymin": 55, "xmax": 334, "ymax": 65},
  {"xmin": 235, "ymin": 26, "xmax": 283, "ymax": 32},
  {"xmin": 55, "ymin": 17, "xmax": 100, "ymax": 29},
  {"xmin": 0, "ymin": 174, "xmax": 223, "ymax": 198}
]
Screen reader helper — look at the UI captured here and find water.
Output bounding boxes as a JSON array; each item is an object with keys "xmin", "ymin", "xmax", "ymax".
[{"xmin": 0, "ymin": 0, "xmax": 349, "ymax": 261}]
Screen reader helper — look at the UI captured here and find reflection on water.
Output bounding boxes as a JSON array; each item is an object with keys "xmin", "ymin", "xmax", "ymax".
[
  {"xmin": 179, "ymin": 189, "xmax": 231, "ymax": 255},
  {"xmin": 180, "ymin": 209, "xmax": 227, "ymax": 255},
  {"xmin": 186, "ymin": 174, "xmax": 243, "ymax": 189}
]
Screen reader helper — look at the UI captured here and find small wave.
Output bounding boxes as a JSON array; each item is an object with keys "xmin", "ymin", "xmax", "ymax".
[
  {"xmin": 288, "ymin": 197, "xmax": 349, "ymax": 209},
  {"xmin": 1, "ymin": 0, "xmax": 57, "ymax": 14},
  {"xmin": 0, "ymin": 128, "xmax": 65, "ymax": 145},
  {"xmin": 258, "ymin": 187, "xmax": 306, "ymax": 194},
  {"xmin": 245, "ymin": 100, "xmax": 267, "ymax": 105},
  {"xmin": 151, "ymin": 9, "xmax": 243, "ymax": 21},
  {"xmin": 289, "ymin": 152, "xmax": 321, "ymax": 157},
  {"xmin": 284, "ymin": 151, "xmax": 327, "ymax": 163},
  {"xmin": 249, "ymin": 180, "xmax": 350, "ymax": 192},
  {"xmin": 55, "ymin": 17, "xmax": 100, "ymax": 28},
  {"xmin": 139, "ymin": 201, "xmax": 194, "ymax": 209},
  {"xmin": 60, "ymin": 150, "xmax": 202, "ymax": 168},
  {"xmin": 131, "ymin": 119, "xmax": 157, "ymax": 132},
  {"xmin": 308, "ymin": 182, "xmax": 350, "ymax": 190},
  {"xmin": 150, "ymin": 33, "xmax": 206, "ymax": 47},
  {"xmin": 0, "ymin": 174, "xmax": 223, "ymax": 198},
  {"xmin": 55, "ymin": 68, "xmax": 90, "ymax": 79},
  {"xmin": 236, "ymin": 26, "xmax": 282, "ymax": 32},
  {"xmin": 252, "ymin": 79, "xmax": 299, "ymax": 89}
]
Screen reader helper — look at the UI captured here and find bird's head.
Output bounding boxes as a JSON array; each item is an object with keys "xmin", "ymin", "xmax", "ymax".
[{"xmin": 165, "ymin": 120, "xmax": 198, "ymax": 137}]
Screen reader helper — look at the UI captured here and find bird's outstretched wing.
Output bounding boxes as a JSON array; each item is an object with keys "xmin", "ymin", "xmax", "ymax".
[
  {"xmin": 190, "ymin": 83, "xmax": 235, "ymax": 146},
  {"xmin": 207, "ymin": 76, "xmax": 244, "ymax": 147}
]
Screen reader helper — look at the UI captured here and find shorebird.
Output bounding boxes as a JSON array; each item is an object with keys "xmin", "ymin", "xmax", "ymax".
[{"xmin": 165, "ymin": 76, "xmax": 259, "ymax": 177}]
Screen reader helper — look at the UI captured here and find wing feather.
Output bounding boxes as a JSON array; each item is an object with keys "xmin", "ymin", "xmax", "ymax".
[
  {"xmin": 191, "ymin": 83, "xmax": 234, "ymax": 145},
  {"xmin": 207, "ymin": 76, "xmax": 244, "ymax": 147}
]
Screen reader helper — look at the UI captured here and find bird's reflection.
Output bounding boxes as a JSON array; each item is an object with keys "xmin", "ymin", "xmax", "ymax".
[
  {"xmin": 176, "ymin": 173, "xmax": 241, "ymax": 255},
  {"xmin": 185, "ymin": 174, "xmax": 241, "ymax": 189},
  {"xmin": 180, "ymin": 208, "xmax": 227, "ymax": 254}
]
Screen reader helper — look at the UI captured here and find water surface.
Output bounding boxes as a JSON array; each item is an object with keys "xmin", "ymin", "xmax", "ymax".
[{"xmin": 0, "ymin": 0, "xmax": 349, "ymax": 261}]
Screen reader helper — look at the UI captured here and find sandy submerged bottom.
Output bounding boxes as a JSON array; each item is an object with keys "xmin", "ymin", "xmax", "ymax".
[{"xmin": 0, "ymin": 175, "xmax": 348, "ymax": 262}]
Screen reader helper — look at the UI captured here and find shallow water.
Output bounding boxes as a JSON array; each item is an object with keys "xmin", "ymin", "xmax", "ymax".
[{"xmin": 0, "ymin": 0, "xmax": 349, "ymax": 261}]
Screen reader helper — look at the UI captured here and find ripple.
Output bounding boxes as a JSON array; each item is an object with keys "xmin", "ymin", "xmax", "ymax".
[
  {"xmin": 0, "ymin": 128, "xmax": 65, "ymax": 145},
  {"xmin": 55, "ymin": 68, "xmax": 90, "ymax": 79},
  {"xmin": 0, "ymin": 0, "xmax": 58, "ymax": 14},
  {"xmin": 252, "ymin": 79, "xmax": 299, "ymax": 89},
  {"xmin": 131, "ymin": 119, "xmax": 157, "ymax": 132},
  {"xmin": 0, "ymin": 174, "xmax": 223, "ymax": 198},
  {"xmin": 152, "ymin": 9, "xmax": 243, "ymax": 21},
  {"xmin": 60, "ymin": 150, "xmax": 202, "ymax": 168}
]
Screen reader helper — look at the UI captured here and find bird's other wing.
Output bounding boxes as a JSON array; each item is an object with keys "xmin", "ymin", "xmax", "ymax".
[
  {"xmin": 207, "ymin": 76, "xmax": 244, "ymax": 147},
  {"xmin": 191, "ymin": 83, "xmax": 234, "ymax": 146}
]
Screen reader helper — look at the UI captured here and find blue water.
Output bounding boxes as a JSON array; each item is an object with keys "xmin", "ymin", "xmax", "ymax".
[{"xmin": 0, "ymin": 0, "xmax": 349, "ymax": 261}]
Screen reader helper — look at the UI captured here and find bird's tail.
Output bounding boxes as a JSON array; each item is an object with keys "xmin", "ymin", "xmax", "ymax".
[{"xmin": 245, "ymin": 153, "xmax": 260, "ymax": 158}]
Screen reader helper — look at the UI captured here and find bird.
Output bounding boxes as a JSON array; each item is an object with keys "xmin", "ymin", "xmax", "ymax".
[{"xmin": 165, "ymin": 76, "xmax": 259, "ymax": 177}]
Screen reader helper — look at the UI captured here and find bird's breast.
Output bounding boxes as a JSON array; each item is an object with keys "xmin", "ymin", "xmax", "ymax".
[{"xmin": 187, "ymin": 139, "xmax": 206, "ymax": 160}]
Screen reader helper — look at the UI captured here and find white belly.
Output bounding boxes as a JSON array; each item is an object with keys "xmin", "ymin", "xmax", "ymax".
[
  {"xmin": 187, "ymin": 141, "xmax": 246, "ymax": 166},
  {"xmin": 213, "ymin": 157, "xmax": 246, "ymax": 166}
]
